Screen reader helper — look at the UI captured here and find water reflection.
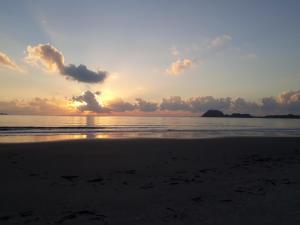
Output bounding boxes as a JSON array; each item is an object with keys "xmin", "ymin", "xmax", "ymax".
[
  {"xmin": 85, "ymin": 116, "xmax": 96, "ymax": 139},
  {"xmin": 86, "ymin": 116, "xmax": 95, "ymax": 127},
  {"xmin": 1, "ymin": 115, "xmax": 300, "ymax": 143}
]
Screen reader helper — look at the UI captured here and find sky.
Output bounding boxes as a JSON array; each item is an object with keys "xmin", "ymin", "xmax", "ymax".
[{"xmin": 0, "ymin": 0, "xmax": 300, "ymax": 115}]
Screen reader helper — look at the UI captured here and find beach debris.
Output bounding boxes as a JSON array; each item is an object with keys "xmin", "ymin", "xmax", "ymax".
[
  {"xmin": 140, "ymin": 182, "xmax": 154, "ymax": 189},
  {"xmin": 219, "ymin": 199, "xmax": 233, "ymax": 202},
  {"xmin": 192, "ymin": 196, "xmax": 202, "ymax": 202},
  {"xmin": 77, "ymin": 210, "xmax": 95, "ymax": 215},
  {"xmin": 61, "ymin": 175, "xmax": 78, "ymax": 182},
  {"xmin": 0, "ymin": 215, "xmax": 11, "ymax": 221},
  {"xmin": 163, "ymin": 207, "xmax": 188, "ymax": 221},
  {"xmin": 125, "ymin": 169, "xmax": 136, "ymax": 174},
  {"xmin": 56, "ymin": 210, "xmax": 107, "ymax": 224},
  {"xmin": 29, "ymin": 173, "xmax": 38, "ymax": 177},
  {"xmin": 19, "ymin": 210, "xmax": 33, "ymax": 217},
  {"xmin": 88, "ymin": 177, "xmax": 103, "ymax": 183},
  {"xmin": 56, "ymin": 213, "xmax": 77, "ymax": 223}
]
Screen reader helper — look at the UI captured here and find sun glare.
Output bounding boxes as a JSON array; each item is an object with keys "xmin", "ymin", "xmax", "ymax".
[{"xmin": 99, "ymin": 89, "xmax": 115, "ymax": 106}]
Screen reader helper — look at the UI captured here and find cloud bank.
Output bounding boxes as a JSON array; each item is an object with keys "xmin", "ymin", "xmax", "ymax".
[
  {"xmin": 2, "ymin": 90, "xmax": 300, "ymax": 115},
  {"xmin": 72, "ymin": 90, "xmax": 300, "ymax": 115},
  {"xmin": 0, "ymin": 98, "xmax": 70, "ymax": 115},
  {"xmin": 106, "ymin": 98, "xmax": 136, "ymax": 112},
  {"xmin": 159, "ymin": 91, "xmax": 300, "ymax": 115},
  {"xmin": 135, "ymin": 98, "xmax": 158, "ymax": 112},
  {"xmin": 160, "ymin": 96, "xmax": 190, "ymax": 111},
  {"xmin": 188, "ymin": 96, "xmax": 232, "ymax": 113},
  {"xmin": 26, "ymin": 44, "xmax": 108, "ymax": 83},
  {"xmin": 0, "ymin": 51, "xmax": 21, "ymax": 72}
]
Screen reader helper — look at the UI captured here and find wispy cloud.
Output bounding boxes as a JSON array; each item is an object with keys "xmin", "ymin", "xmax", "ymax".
[
  {"xmin": 208, "ymin": 34, "xmax": 232, "ymax": 50},
  {"xmin": 166, "ymin": 59, "xmax": 194, "ymax": 76},
  {"xmin": 171, "ymin": 46, "xmax": 180, "ymax": 57},
  {"xmin": 25, "ymin": 43, "xmax": 108, "ymax": 83},
  {"xmin": 0, "ymin": 51, "xmax": 22, "ymax": 72},
  {"xmin": 241, "ymin": 53, "xmax": 257, "ymax": 60}
]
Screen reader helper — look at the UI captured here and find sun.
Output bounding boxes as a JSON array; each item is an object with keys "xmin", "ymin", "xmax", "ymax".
[{"xmin": 98, "ymin": 89, "xmax": 115, "ymax": 106}]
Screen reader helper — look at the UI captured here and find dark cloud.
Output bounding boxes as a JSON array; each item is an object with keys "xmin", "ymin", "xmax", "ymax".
[
  {"xmin": 188, "ymin": 96, "xmax": 232, "ymax": 112},
  {"xmin": 61, "ymin": 64, "xmax": 107, "ymax": 83},
  {"xmin": 276, "ymin": 90, "xmax": 300, "ymax": 114},
  {"xmin": 261, "ymin": 97, "xmax": 279, "ymax": 114},
  {"xmin": 72, "ymin": 90, "xmax": 110, "ymax": 113},
  {"xmin": 230, "ymin": 98, "xmax": 260, "ymax": 114},
  {"xmin": 160, "ymin": 96, "xmax": 190, "ymax": 111},
  {"xmin": 107, "ymin": 98, "xmax": 136, "ymax": 112},
  {"xmin": 135, "ymin": 98, "xmax": 158, "ymax": 112},
  {"xmin": 26, "ymin": 44, "xmax": 108, "ymax": 83}
]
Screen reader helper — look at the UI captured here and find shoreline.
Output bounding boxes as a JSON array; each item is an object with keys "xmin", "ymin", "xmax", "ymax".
[
  {"xmin": 1, "ymin": 133, "xmax": 300, "ymax": 144},
  {"xmin": 1, "ymin": 137, "xmax": 300, "ymax": 224},
  {"xmin": 0, "ymin": 135, "xmax": 300, "ymax": 145}
]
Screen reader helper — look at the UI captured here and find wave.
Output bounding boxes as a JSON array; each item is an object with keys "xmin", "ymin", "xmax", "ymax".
[{"xmin": 1, "ymin": 126, "xmax": 300, "ymax": 135}]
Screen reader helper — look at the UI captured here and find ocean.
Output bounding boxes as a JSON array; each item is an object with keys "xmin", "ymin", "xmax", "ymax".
[{"xmin": 0, "ymin": 115, "xmax": 300, "ymax": 143}]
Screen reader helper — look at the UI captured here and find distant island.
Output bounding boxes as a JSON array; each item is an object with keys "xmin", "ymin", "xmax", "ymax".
[
  {"xmin": 202, "ymin": 110, "xmax": 300, "ymax": 119},
  {"xmin": 0, "ymin": 113, "xmax": 8, "ymax": 115}
]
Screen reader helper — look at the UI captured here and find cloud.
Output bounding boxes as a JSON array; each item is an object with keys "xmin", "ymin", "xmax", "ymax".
[
  {"xmin": 26, "ymin": 44, "xmax": 64, "ymax": 71},
  {"xmin": 25, "ymin": 44, "xmax": 108, "ymax": 83},
  {"xmin": 2, "ymin": 90, "xmax": 300, "ymax": 115},
  {"xmin": 107, "ymin": 98, "xmax": 136, "ymax": 112},
  {"xmin": 277, "ymin": 90, "xmax": 300, "ymax": 114},
  {"xmin": 241, "ymin": 53, "xmax": 257, "ymax": 60},
  {"xmin": 0, "ymin": 98, "xmax": 69, "ymax": 115},
  {"xmin": 160, "ymin": 96, "xmax": 190, "ymax": 111},
  {"xmin": 166, "ymin": 59, "xmax": 194, "ymax": 75},
  {"xmin": 72, "ymin": 90, "xmax": 110, "ymax": 113},
  {"xmin": 0, "ymin": 51, "xmax": 22, "ymax": 72},
  {"xmin": 188, "ymin": 96, "xmax": 232, "ymax": 112},
  {"xmin": 62, "ymin": 64, "xmax": 107, "ymax": 83},
  {"xmin": 159, "ymin": 91, "xmax": 300, "ymax": 115},
  {"xmin": 171, "ymin": 46, "xmax": 180, "ymax": 57},
  {"xmin": 230, "ymin": 98, "xmax": 260, "ymax": 114},
  {"xmin": 135, "ymin": 98, "xmax": 158, "ymax": 112},
  {"xmin": 277, "ymin": 90, "xmax": 300, "ymax": 105},
  {"xmin": 260, "ymin": 91, "xmax": 300, "ymax": 114},
  {"xmin": 261, "ymin": 97, "xmax": 279, "ymax": 114},
  {"xmin": 209, "ymin": 34, "xmax": 232, "ymax": 49}
]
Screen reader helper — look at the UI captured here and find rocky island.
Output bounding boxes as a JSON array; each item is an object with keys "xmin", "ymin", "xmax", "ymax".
[{"xmin": 202, "ymin": 109, "xmax": 300, "ymax": 119}]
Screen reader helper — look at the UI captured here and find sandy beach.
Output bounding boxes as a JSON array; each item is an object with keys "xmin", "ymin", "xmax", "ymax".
[{"xmin": 0, "ymin": 137, "xmax": 300, "ymax": 225}]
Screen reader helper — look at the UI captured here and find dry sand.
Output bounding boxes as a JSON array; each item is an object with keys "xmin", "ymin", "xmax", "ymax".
[{"xmin": 0, "ymin": 137, "xmax": 300, "ymax": 225}]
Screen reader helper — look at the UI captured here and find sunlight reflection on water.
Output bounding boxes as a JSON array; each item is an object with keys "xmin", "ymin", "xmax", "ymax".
[{"xmin": 0, "ymin": 115, "xmax": 300, "ymax": 143}]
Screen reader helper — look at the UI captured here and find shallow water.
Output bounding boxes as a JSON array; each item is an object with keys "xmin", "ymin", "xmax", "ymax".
[{"xmin": 0, "ymin": 115, "xmax": 300, "ymax": 143}]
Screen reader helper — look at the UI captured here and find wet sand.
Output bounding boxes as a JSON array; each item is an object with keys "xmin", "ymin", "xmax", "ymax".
[{"xmin": 0, "ymin": 137, "xmax": 300, "ymax": 225}]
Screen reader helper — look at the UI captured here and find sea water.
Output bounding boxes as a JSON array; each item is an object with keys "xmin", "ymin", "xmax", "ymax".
[{"xmin": 0, "ymin": 115, "xmax": 300, "ymax": 143}]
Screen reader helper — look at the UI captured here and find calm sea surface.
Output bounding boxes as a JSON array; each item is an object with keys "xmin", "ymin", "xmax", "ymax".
[{"xmin": 0, "ymin": 115, "xmax": 300, "ymax": 143}]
